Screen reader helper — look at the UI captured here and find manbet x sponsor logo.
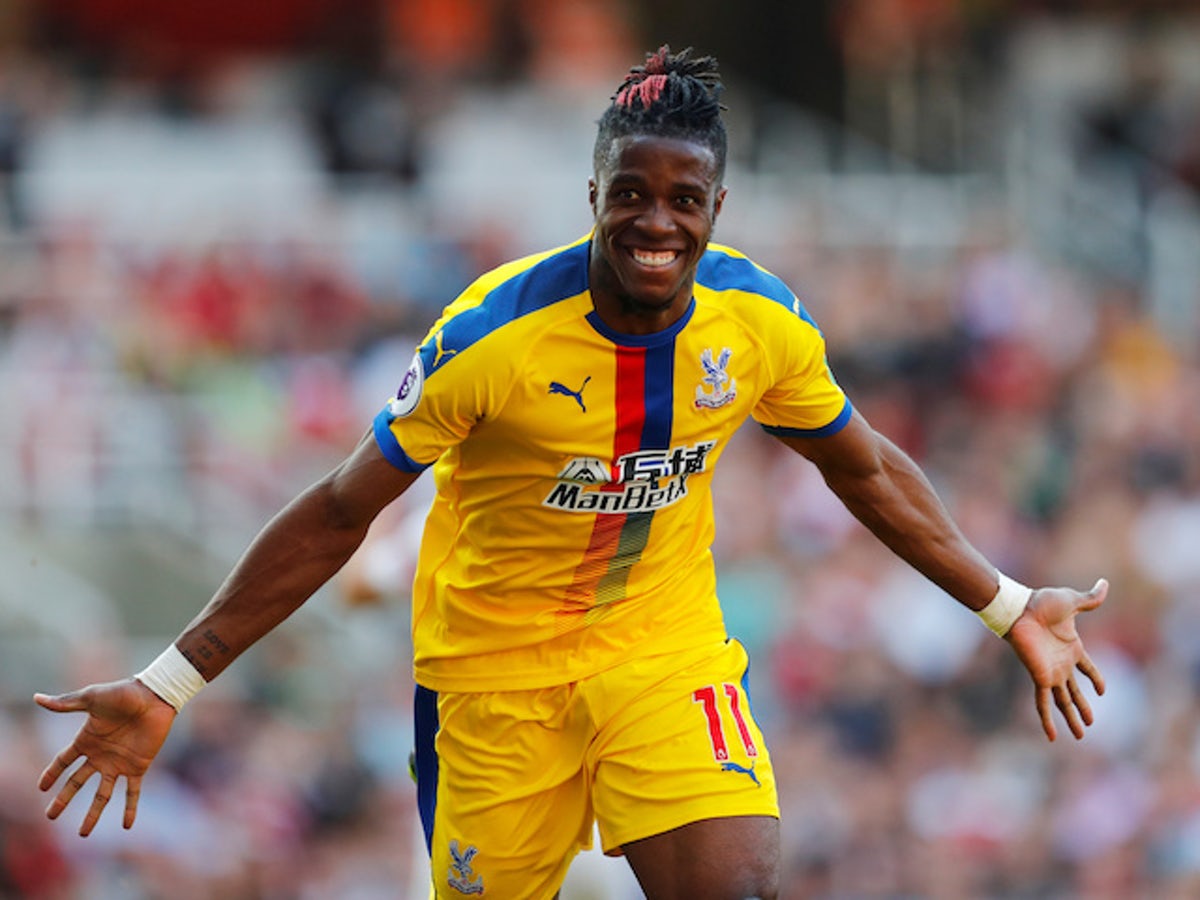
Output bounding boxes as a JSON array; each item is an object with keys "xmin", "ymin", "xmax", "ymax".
[{"xmin": 543, "ymin": 441, "xmax": 716, "ymax": 514}]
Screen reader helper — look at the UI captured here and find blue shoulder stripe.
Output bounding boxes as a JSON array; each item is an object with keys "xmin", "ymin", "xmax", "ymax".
[
  {"xmin": 420, "ymin": 242, "xmax": 590, "ymax": 375},
  {"xmin": 373, "ymin": 408, "xmax": 433, "ymax": 472},
  {"xmin": 697, "ymin": 248, "xmax": 819, "ymax": 330},
  {"xmin": 760, "ymin": 398, "xmax": 854, "ymax": 439}
]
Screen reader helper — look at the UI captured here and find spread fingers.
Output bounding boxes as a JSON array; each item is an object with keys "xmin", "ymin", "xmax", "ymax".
[
  {"xmin": 38, "ymin": 746, "xmax": 81, "ymax": 792},
  {"xmin": 45, "ymin": 761, "xmax": 94, "ymax": 820},
  {"xmin": 79, "ymin": 773, "xmax": 118, "ymax": 837}
]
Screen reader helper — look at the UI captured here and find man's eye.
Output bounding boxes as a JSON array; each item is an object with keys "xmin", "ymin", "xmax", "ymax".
[
  {"xmin": 617, "ymin": 189, "xmax": 640, "ymax": 201},
  {"xmin": 678, "ymin": 196, "xmax": 698, "ymax": 206}
]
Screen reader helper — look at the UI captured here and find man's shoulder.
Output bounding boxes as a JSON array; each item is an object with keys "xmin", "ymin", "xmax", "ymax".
[
  {"xmin": 421, "ymin": 238, "xmax": 591, "ymax": 368},
  {"xmin": 697, "ymin": 243, "xmax": 798, "ymax": 313},
  {"xmin": 443, "ymin": 238, "xmax": 590, "ymax": 322},
  {"xmin": 473, "ymin": 237, "xmax": 591, "ymax": 298}
]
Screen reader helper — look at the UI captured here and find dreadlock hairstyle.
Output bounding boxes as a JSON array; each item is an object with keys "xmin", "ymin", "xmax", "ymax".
[{"xmin": 594, "ymin": 45, "xmax": 727, "ymax": 180}]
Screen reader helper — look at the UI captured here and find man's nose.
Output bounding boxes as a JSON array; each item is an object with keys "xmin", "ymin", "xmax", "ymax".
[{"xmin": 636, "ymin": 199, "xmax": 676, "ymax": 233}]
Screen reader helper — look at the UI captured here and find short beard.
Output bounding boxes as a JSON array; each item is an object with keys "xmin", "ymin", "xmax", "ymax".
[{"xmin": 616, "ymin": 287, "xmax": 676, "ymax": 318}]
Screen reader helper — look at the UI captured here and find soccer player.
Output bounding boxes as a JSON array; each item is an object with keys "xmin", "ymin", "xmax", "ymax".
[{"xmin": 35, "ymin": 46, "xmax": 1107, "ymax": 899}]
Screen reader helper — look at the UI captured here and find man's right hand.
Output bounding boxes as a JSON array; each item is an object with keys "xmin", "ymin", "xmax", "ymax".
[
  {"xmin": 35, "ymin": 678, "xmax": 177, "ymax": 836},
  {"xmin": 1004, "ymin": 579, "xmax": 1107, "ymax": 742}
]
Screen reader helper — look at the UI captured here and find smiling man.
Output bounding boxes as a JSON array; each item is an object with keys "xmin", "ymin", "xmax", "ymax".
[
  {"xmin": 36, "ymin": 47, "xmax": 1108, "ymax": 900},
  {"xmin": 590, "ymin": 142, "xmax": 724, "ymax": 327}
]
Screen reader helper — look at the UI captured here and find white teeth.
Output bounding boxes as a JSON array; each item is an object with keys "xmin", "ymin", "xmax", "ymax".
[{"xmin": 632, "ymin": 249, "xmax": 677, "ymax": 268}]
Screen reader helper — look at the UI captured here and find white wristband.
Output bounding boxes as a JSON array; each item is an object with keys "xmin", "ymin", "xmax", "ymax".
[
  {"xmin": 977, "ymin": 573, "xmax": 1033, "ymax": 637},
  {"xmin": 135, "ymin": 644, "xmax": 206, "ymax": 711}
]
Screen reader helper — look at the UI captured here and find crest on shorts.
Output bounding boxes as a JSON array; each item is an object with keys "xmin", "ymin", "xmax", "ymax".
[
  {"xmin": 447, "ymin": 840, "xmax": 484, "ymax": 895},
  {"xmin": 695, "ymin": 347, "xmax": 737, "ymax": 409}
]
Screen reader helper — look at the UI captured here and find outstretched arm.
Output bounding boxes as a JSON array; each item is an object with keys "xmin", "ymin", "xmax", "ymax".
[
  {"xmin": 777, "ymin": 409, "xmax": 1106, "ymax": 741},
  {"xmin": 36, "ymin": 430, "xmax": 421, "ymax": 834},
  {"xmin": 170, "ymin": 430, "xmax": 420, "ymax": 682}
]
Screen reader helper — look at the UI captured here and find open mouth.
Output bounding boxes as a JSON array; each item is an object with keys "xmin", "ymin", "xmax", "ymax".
[{"xmin": 630, "ymin": 248, "xmax": 680, "ymax": 269}]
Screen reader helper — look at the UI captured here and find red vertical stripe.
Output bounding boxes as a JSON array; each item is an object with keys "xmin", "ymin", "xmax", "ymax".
[
  {"xmin": 562, "ymin": 514, "xmax": 625, "ymax": 609},
  {"xmin": 561, "ymin": 346, "xmax": 647, "ymax": 611},
  {"xmin": 612, "ymin": 345, "xmax": 646, "ymax": 462},
  {"xmin": 693, "ymin": 685, "xmax": 730, "ymax": 761},
  {"xmin": 724, "ymin": 683, "xmax": 758, "ymax": 757}
]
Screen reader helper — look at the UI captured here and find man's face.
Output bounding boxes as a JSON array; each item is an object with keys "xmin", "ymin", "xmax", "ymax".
[{"xmin": 589, "ymin": 134, "xmax": 726, "ymax": 333}]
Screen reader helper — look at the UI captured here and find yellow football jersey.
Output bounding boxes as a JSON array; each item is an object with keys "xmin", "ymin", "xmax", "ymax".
[{"xmin": 374, "ymin": 237, "xmax": 851, "ymax": 691}]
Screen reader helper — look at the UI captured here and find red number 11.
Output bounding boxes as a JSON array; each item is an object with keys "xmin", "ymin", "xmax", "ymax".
[{"xmin": 692, "ymin": 683, "xmax": 758, "ymax": 762}]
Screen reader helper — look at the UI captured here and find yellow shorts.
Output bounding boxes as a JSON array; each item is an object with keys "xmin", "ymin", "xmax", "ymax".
[{"xmin": 414, "ymin": 639, "xmax": 779, "ymax": 899}]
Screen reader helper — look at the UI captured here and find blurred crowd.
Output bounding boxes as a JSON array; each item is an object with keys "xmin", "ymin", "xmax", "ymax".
[{"xmin": 2, "ymin": 1, "xmax": 1200, "ymax": 898}]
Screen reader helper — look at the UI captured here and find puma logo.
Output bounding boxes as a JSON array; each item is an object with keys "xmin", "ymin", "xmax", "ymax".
[
  {"xmin": 549, "ymin": 376, "xmax": 591, "ymax": 412},
  {"xmin": 721, "ymin": 760, "xmax": 760, "ymax": 787},
  {"xmin": 433, "ymin": 330, "xmax": 458, "ymax": 369}
]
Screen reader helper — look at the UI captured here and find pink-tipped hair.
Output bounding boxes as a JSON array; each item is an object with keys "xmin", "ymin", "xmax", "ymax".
[{"xmin": 616, "ymin": 73, "xmax": 668, "ymax": 109}]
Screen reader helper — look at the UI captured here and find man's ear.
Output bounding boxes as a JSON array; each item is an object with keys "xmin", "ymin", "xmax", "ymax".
[
  {"xmin": 588, "ymin": 177, "xmax": 598, "ymax": 214},
  {"xmin": 712, "ymin": 186, "xmax": 728, "ymax": 220}
]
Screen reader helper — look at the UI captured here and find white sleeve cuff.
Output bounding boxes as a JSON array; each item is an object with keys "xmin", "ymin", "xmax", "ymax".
[
  {"xmin": 135, "ymin": 644, "xmax": 206, "ymax": 711},
  {"xmin": 977, "ymin": 573, "xmax": 1032, "ymax": 637}
]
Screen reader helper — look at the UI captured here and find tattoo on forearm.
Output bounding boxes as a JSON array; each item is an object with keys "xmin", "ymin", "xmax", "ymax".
[
  {"xmin": 183, "ymin": 630, "xmax": 232, "ymax": 677},
  {"xmin": 203, "ymin": 629, "xmax": 231, "ymax": 656}
]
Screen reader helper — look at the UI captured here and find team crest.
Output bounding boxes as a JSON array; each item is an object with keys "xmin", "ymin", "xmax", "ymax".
[
  {"xmin": 695, "ymin": 347, "xmax": 737, "ymax": 409},
  {"xmin": 447, "ymin": 840, "xmax": 484, "ymax": 895}
]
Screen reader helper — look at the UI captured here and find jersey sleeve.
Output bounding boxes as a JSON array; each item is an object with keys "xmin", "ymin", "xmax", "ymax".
[
  {"xmin": 373, "ymin": 303, "xmax": 506, "ymax": 472},
  {"xmin": 751, "ymin": 300, "xmax": 852, "ymax": 438},
  {"xmin": 372, "ymin": 240, "xmax": 591, "ymax": 471}
]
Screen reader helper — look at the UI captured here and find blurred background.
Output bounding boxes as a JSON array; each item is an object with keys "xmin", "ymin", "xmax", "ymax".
[{"xmin": 1, "ymin": 0, "xmax": 1198, "ymax": 897}]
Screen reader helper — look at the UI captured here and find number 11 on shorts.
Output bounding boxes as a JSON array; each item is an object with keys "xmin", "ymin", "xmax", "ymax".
[{"xmin": 692, "ymin": 683, "xmax": 758, "ymax": 762}]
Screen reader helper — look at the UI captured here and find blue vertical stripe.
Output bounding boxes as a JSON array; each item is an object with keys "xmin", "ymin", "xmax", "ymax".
[
  {"xmin": 640, "ymin": 339, "xmax": 676, "ymax": 449},
  {"xmin": 738, "ymin": 642, "xmax": 757, "ymax": 718},
  {"xmin": 413, "ymin": 684, "xmax": 440, "ymax": 854}
]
